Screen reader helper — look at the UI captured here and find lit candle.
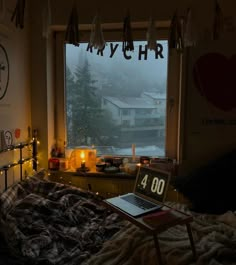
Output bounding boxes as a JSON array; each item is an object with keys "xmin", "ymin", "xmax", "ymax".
[
  {"xmin": 132, "ymin": 144, "xmax": 136, "ymax": 162},
  {"xmin": 81, "ymin": 160, "xmax": 86, "ymax": 168},
  {"xmin": 80, "ymin": 151, "xmax": 86, "ymax": 168}
]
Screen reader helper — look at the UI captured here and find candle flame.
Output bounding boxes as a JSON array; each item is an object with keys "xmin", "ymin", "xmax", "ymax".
[{"xmin": 80, "ymin": 151, "xmax": 85, "ymax": 159}]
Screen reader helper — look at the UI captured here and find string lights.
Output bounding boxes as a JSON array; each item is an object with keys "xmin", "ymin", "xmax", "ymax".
[{"xmin": 0, "ymin": 135, "xmax": 38, "ymax": 191}]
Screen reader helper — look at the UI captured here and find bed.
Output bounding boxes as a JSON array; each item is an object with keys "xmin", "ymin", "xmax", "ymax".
[
  {"xmin": 0, "ymin": 170, "xmax": 124, "ymax": 265},
  {"xmin": 0, "ymin": 169, "xmax": 236, "ymax": 265}
]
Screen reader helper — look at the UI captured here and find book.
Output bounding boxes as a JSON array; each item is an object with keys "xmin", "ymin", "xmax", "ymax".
[{"xmin": 142, "ymin": 209, "xmax": 183, "ymax": 228}]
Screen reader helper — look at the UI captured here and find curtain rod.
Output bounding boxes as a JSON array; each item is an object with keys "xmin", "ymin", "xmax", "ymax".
[{"xmin": 51, "ymin": 20, "xmax": 170, "ymax": 32}]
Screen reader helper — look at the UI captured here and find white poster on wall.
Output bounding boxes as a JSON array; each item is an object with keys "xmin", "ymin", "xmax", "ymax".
[{"xmin": 186, "ymin": 39, "xmax": 236, "ymax": 136}]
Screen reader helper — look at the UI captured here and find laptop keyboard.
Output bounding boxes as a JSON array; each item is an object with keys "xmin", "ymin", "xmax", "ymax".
[{"xmin": 121, "ymin": 194, "xmax": 157, "ymax": 210}]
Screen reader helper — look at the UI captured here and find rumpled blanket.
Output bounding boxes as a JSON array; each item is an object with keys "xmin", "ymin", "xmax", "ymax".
[
  {"xmin": 0, "ymin": 175, "xmax": 124, "ymax": 265},
  {"xmin": 1, "ymin": 176, "xmax": 236, "ymax": 265},
  {"xmin": 83, "ymin": 202, "xmax": 236, "ymax": 265}
]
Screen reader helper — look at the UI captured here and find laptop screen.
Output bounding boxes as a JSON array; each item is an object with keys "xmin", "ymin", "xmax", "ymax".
[{"xmin": 135, "ymin": 166, "xmax": 170, "ymax": 203}]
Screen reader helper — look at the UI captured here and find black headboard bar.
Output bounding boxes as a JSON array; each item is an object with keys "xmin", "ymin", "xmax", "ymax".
[
  {"xmin": 32, "ymin": 129, "xmax": 38, "ymax": 171},
  {"xmin": 20, "ymin": 144, "xmax": 23, "ymax": 181},
  {"xmin": 0, "ymin": 132, "xmax": 38, "ymax": 191},
  {"xmin": 4, "ymin": 168, "xmax": 7, "ymax": 191}
]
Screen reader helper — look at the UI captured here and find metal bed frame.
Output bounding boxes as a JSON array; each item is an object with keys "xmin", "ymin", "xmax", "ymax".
[{"xmin": 0, "ymin": 130, "xmax": 38, "ymax": 191}]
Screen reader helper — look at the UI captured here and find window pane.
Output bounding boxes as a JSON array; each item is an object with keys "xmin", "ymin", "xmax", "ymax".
[{"xmin": 65, "ymin": 41, "xmax": 168, "ymax": 157}]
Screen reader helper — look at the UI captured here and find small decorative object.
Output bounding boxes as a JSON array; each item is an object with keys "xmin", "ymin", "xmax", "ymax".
[
  {"xmin": 14, "ymin": 128, "xmax": 21, "ymax": 139},
  {"xmin": 48, "ymin": 158, "xmax": 60, "ymax": 170},
  {"xmin": 132, "ymin": 143, "xmax": 136, "ymax": 162},
  {"xmin": 89, "ymin": 14, "xmax": 105, "ymax": 51},
  {"xmin": 213, "ymin": 0, "xmax": 223, "ymax": 40},
  {"xmin": 3, "ymin": 130, "xmax": 13, "ymax": 148},
  {"xmin": 78, "ymin": 150, "xmax": 89, "ymax": 172},
  {"xmin": 96, "ymin": 162, "xmax": 106, "ymax": 172},
  {"xmin": 123, "ymin": 162, "xmax": 138, "ymax": 175},
  {"xmin": 122, "ymin": 10, "xmax": 134, "ymax": 52},
  {"xmin": 65, "ymin": 2, "xmax": 80, "ymax": 46},
  {"xmin": 169, "ymin": 11, "xmax": 183, "ymax": 52},
  {"xmin": 11, "ymin": 0, "xmax": 25, "ymax": 29},
  {"xmin": 69, "ymin": 147, "xmax": 97, "ymax": 172},
  {"xmin": 140, "ymin": 156, "xmax": 150, "ymax": 164},
  {"xmin": 112, "ymin": 157, "xmax": 123, "ymax": 167},
  {"xmin": 146, "ymin": 16, "xmax": 157, "ymax": 51},
  {"xmin": 104, "ymin": 166, "xmax": 120, "ymax": 173},
  {"xmin": 96, "ymin": 156, "xmax": 106, "ymax": 172},
  {"xmin": 59, "ymin": 158, "xmax": 69, "ymax": 171},
  {"xmin": 183, "ymin": 8, "xmax": 196, "ymax": 47},
  {"xmin": 104, "ymin": 156, "xmax": 113, "ymax": 167}
]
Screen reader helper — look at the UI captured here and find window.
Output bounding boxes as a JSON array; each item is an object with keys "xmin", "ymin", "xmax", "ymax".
[
  {"xmin": 55, "ymin": 27, "xmax": 182, "ymax": 160},
  {"xmin": 65, "ymin": 40, "xmax": 168, "ymax": 157},
  {"xmin": 122, "ymin": 120, "xmax": 130, "ymax": 126},
  {"xmin": 122, "ymin": 109, "xmax": 130, "ymax": 116}
]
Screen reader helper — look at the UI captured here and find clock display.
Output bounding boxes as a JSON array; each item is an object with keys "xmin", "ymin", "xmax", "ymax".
[
  {"xmin": 136, "ymin": 166, "xmax": 170, "ymax": 202},
  {"xmin": 0, "ymin": 44, "xmax": 9, "ymax": 100}
]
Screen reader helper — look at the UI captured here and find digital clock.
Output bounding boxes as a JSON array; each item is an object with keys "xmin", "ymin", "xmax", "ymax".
[{"xmin": 135, "ymin": 166, "xmax": 170, "ymax": 203}]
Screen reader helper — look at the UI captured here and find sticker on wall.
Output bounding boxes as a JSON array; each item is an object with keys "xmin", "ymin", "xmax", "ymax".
[
  {"xmin": 3, "ymin": 129, "xmax": 13, "ymax": 147},
  {"xmin": 15, "ymin": 128, "xmax": 21, "ymax": 139},
  {"xmin": 0, "ymin": 129, "xmax": 16, "ymax": 150}
]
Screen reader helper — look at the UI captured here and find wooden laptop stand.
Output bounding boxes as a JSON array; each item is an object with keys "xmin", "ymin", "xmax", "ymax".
[{"xmin": 103, "ymin": 201, "xmax": 197, "ymax": 265}]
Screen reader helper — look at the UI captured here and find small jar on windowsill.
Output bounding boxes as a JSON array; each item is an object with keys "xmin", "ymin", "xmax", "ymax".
[
  {"xmin": 48, "ymin": 158, "xmax": 60, "ymax": 170},
  {"xmin": 96, "ymin": 162, "xmax": 106, "ymax": 172}
]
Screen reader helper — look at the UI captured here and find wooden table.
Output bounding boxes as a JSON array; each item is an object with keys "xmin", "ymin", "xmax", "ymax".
[{"xmin": 103, "ymin": 201, "xmax": 197, "ymax": 265}]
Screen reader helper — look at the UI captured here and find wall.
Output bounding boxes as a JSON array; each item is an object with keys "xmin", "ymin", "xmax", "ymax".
[
  {"xmin": 29, "ymin": 1, "xmax": 56, "ymax": 170},
  {"xmin": 0, "ymin": 0, "xmax": 31, "ymax": 190}
]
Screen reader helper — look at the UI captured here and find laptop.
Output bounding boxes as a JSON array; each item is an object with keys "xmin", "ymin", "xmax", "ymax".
[{"xmin": 104, "ymin": 165, "xmax": 171, "ymax": 217}]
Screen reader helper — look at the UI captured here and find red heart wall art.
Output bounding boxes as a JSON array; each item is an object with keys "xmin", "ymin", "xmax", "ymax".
[
  {"xmin": 193, "ymin": 53, "xmax": 236, "ymax": 111},
  {"xmin": 15, "ymin": 128, "xmax": 21, "ymax": 139}
]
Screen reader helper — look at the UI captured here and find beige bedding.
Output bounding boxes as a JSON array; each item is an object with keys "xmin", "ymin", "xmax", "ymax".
[{"xmin": 83, "ymin": 202, "xmax": 236, "ymax": 265}]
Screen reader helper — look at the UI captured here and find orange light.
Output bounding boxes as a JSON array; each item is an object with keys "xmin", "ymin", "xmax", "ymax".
[
  {"xmin": 69, "ymin": 148, "xmax": 97, "ymax": 172},
  {"xmin": 80, "ymin": 151, "xmax": 85, "ymax": 160},
  {"xmin": 80, "ymin": 151, "xmax": 86, "ymax": 167}
]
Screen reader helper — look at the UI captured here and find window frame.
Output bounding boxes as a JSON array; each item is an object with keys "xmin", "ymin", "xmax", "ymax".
[{"xmin": 54, "ymin": 23, "xmax": 183, "ymax": 161}]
